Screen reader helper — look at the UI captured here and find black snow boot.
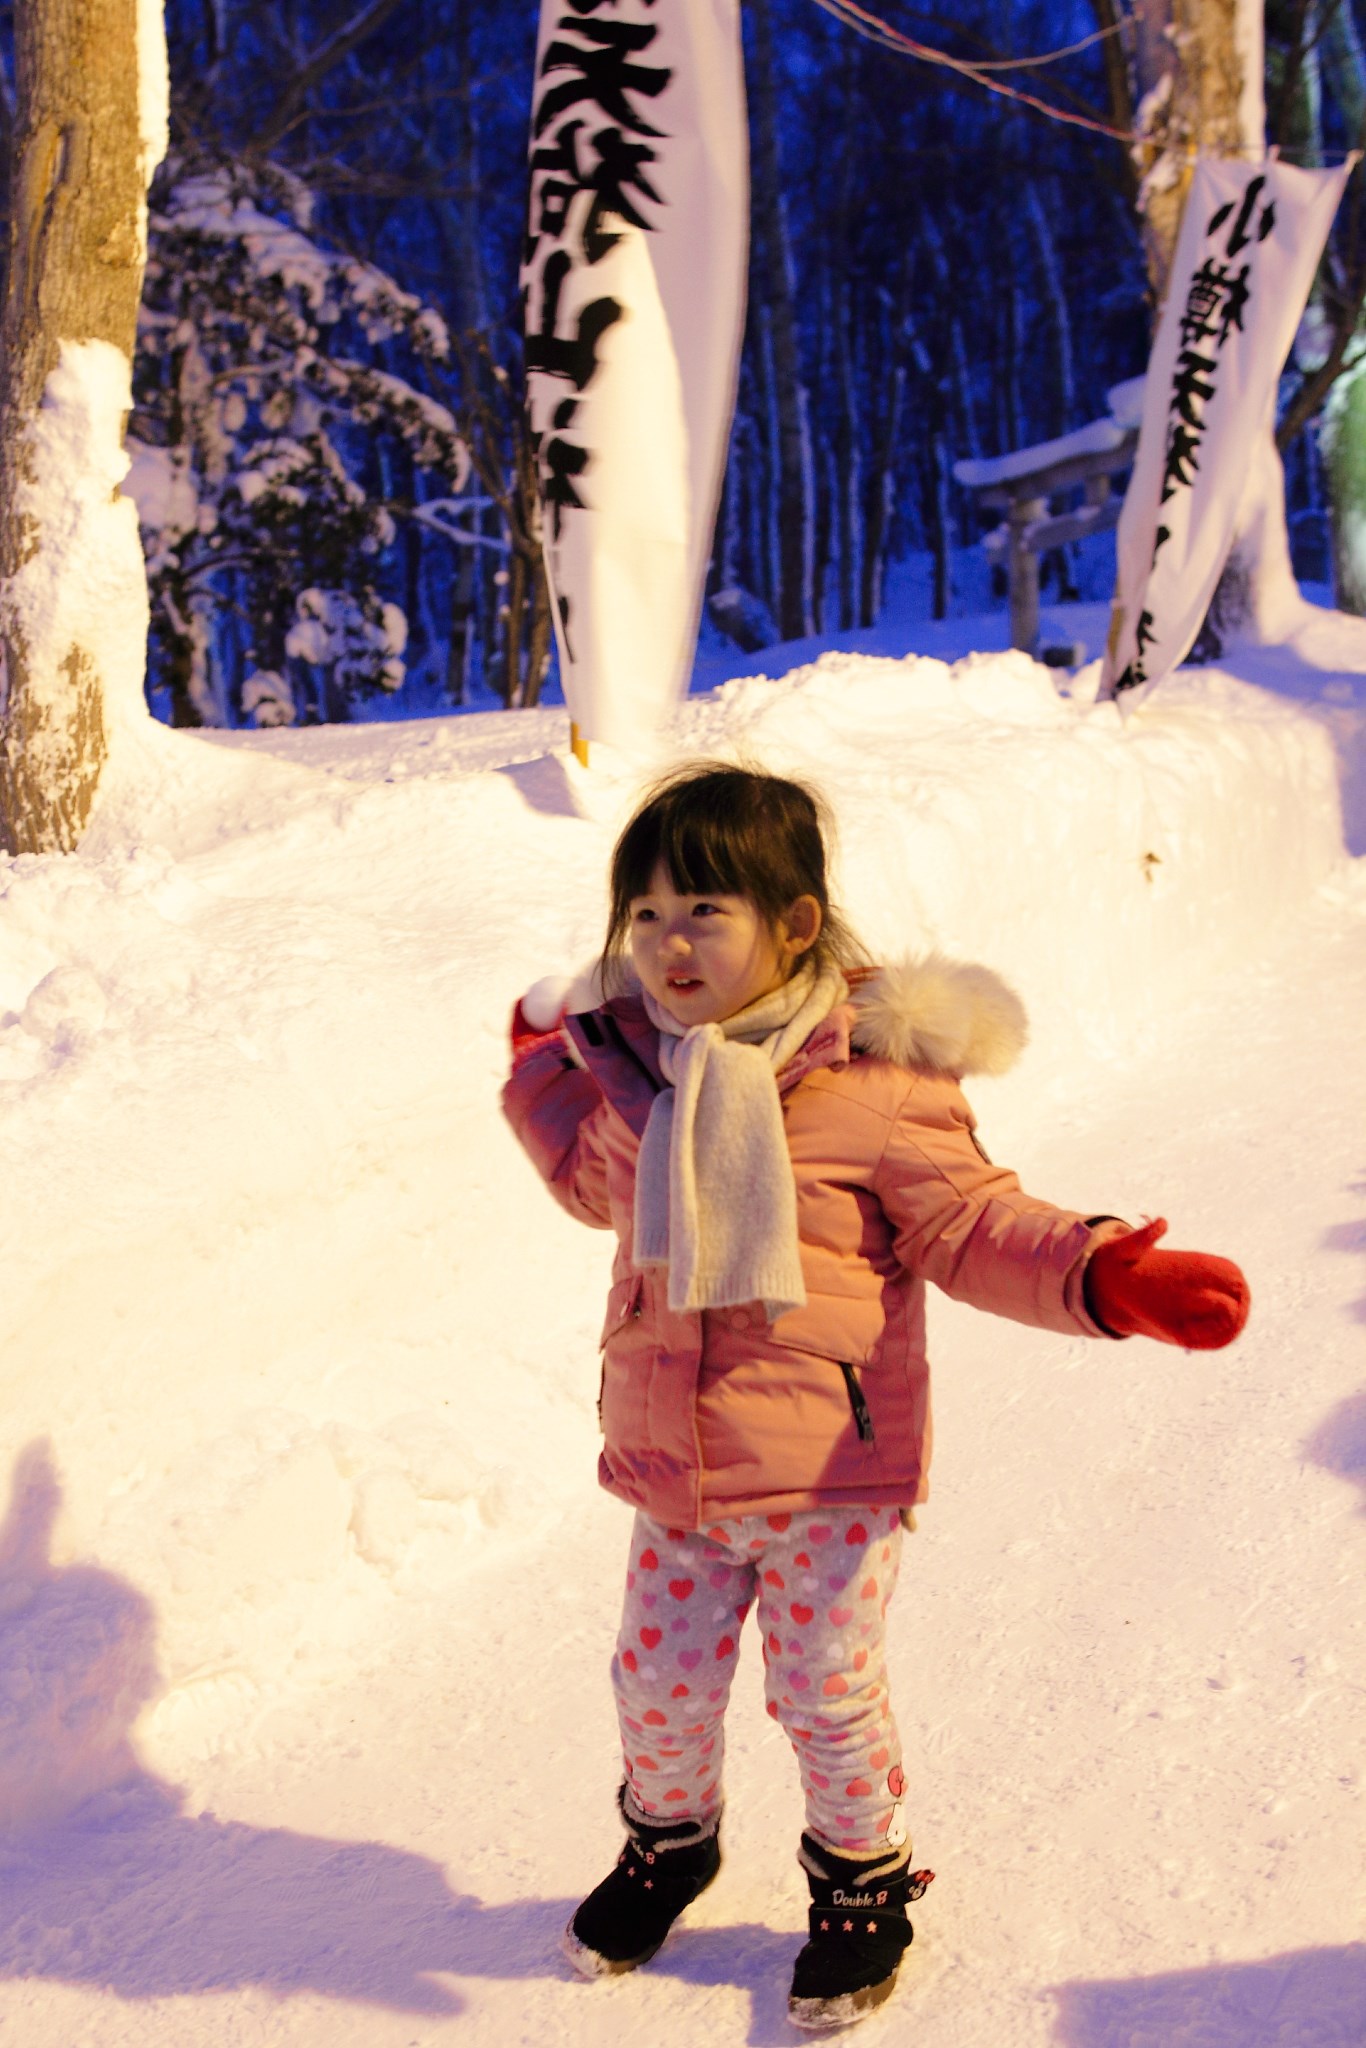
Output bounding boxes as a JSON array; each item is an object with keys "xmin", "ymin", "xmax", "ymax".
[
  {"xmin": 788, "ymin": 1832, "xmax": 935, "ymax": 2031},
  {"xmin": 562, "ymin": 1784, "xmax": 722, "ymax": 1978}
]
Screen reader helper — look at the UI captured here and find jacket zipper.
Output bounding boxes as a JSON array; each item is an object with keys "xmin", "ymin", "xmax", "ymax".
[
  {"xmin": 839, "ymin": 1362, "xmax": 876, "ymax": 1445},
  {"xmin": 599, "ymin": 1278, "xmax": 643, "ymax": 1425}
]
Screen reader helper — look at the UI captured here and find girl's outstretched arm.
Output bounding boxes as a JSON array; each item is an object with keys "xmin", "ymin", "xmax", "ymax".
[
  {"xmin": 872, "ymin": 1073, "xmax": 1248, "ymax": 1347},
  {"xmin": 871, "ymin": 1069, "xmax": 1130, "ymax": 1337}
]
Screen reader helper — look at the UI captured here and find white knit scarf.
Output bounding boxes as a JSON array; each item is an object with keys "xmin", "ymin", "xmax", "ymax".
[{"xmin": 632, "ymin": 960, "xmax": 848, "ymax": 1323}]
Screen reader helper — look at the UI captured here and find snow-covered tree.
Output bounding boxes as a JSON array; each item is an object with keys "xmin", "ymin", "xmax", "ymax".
[
  {"xmin": 129, "ymin": 150, "xmax": 469, "ymax": 725},
  {"xmin": 0, "ymin": 0, "xmax": 167, "ymax": 853}
]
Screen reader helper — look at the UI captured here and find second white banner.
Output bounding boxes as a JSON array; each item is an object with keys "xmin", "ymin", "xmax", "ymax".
[{"xmin": 1101, "ymin": 154, "xmax": 1350, "ymax": 709}]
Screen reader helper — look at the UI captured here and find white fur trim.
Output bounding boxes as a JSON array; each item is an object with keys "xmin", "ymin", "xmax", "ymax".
[
  {"xmin": 564, "ymin": 957, "xmax": 611, "ymax": 1015},
  {"xmin": 521, "ymin": 974, "xmax": 574, "ymax": 1030},
  {"xmin": 849, "ymin": 954, "xmax": 1028, "ymax": 1077}
]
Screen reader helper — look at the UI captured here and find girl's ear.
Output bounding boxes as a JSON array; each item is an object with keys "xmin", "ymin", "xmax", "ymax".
[{"xmin": 783, "ymin": 894, "xmax": 823, "ymax": 957}]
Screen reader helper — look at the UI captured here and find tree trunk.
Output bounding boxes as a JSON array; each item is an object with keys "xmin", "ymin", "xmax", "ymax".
[
  {"xmin": 451, "ymin": 1, "xmax": 489, "ymax": 338},
  {"xmin": 522, "ymin": 546, "xmax": 553, "ymax": 708},
  {"xmin": 741, "ymin": 410, "xmax": 765, "ymax": 613},
  {"xmin": 834, "ymin": 280, "xmax": 861, "ymax": 633},
  {"xmin": 0, "ymin": 0, "xmax": 166, "ymax": 855},
  {"xmin": 446, "ymin": 547, "xmax": 474, "ymax": 706},
  {"xmin": 498, "ymin": 423, "xmax": 553, "ymax": 711},
  {"xmin": 1130, "ymin": 0, "xmax": 1258, "ymax": 303},
  {"xmin": 812, "ymin": 434, "xmax": 832, "ymax": 635},
  {"xmin": 500, "ymin": 549, "xmax": 525, "ymax": 709},
  {"xmin": 755, "ymin": 306, "xmax": 781, "ymax": 618},
  {"xmin": 746, "ymin": 0, "xmax": 812, "ymax": 640},
  {"xmin": 923, "ymin": 429, "xmax": 953, "ymax": 622},
  {"xmin": 711, "ymin": 407, "xmax": 743, "ymax": 596},
  {"xmin": 807, "ymin": 267, "xmax": 831, "ymax": 636},
  {"xmin": 1003, "ymin": 272, "xmax": 1024, "ymax": 452},
  {"xmin": 861, "ymin": 355, "xmax": 904, "ymax": 629},
  {"xmin": 921, "ymin": 208, "xmax": 980, "ymax": 460},
  {"xmin": 1025, "ymin": 182, "xmax": 1075, "ymax": 439}
]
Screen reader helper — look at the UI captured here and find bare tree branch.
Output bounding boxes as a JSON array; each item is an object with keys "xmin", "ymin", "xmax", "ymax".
[{"xmin": 249, "ymin": 0, "xmax": 414, "ymax": 158}]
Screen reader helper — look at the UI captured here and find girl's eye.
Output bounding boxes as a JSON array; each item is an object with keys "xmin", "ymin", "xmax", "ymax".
[
  {"xmin": 691, "ymin": 902, "xmax": 720, "ymax": 917},
  {"xmin": 631, "ymin": 906, "xmax": 657, "ymax": 923}
]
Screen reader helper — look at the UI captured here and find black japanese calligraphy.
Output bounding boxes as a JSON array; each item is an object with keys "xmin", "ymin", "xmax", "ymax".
[
  {"xmin": 534, "ymin": 17, "xmax": 668, "ymax": 142},
  {"xmin": 1114, "ymin": 608, "xmax": 1157, "ymax": 696},
  {"xmin": 523, "ymin": 0, "xmax": 673, "ymax": 580},
  {"xmin": 524, "ymin": 250, "xmax": 624, "ymax": 392},
  {"xmin": 1122, "ymin": 173, "xmax": 1277, "ymax": 695},
  {"xmin": 1208, "ymin": 176, "xmax": 1276, "ymax": 258},
  {"xmin": 1170, "ymin": 349, "xmax": 1216, "ymax": 428},
  {"xmin": 1154, "ymin": 183, "xmax": 1270, "ymax": 527},
  {"xmin": 1179, "ymin": 259, "xmax": 1246, "ymax": 350},
  {"xmin": 1161, "ymin": 419, "xmax": 1203, "ymax": 502}
]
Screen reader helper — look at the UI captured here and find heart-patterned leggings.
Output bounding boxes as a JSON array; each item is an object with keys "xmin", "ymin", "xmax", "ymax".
[{"xmin": 612, "ymin": 1504, "xmax": 907, "ymax": 1856}]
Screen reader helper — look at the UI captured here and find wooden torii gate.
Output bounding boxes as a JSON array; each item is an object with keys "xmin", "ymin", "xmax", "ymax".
[{"xmin": 954, "ymin": 411, "xmax": 1139, "ymax": 656}]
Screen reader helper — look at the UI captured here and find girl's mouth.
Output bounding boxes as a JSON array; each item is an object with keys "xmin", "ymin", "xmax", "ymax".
[{"xmin": 666, "ymin": 975, "xmax": 703, "ymax": 993}]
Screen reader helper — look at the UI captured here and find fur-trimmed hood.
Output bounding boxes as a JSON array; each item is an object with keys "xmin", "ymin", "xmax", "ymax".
[
  {"xmin": 563, "ymin": 951, "xmax": 1028, "ymax": 1082},
  {"xmin": 847, "ymin": 954, "xmax": 1027, "ymax": 1078}
]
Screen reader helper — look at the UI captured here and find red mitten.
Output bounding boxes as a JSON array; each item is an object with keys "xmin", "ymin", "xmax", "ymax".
[{"xmin": 1084, "ymin": 1217, "xmax": 1250, "ymax": 1349}]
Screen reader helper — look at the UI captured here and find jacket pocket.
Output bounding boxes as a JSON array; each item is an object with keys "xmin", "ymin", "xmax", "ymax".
[{"xmin": 838, "ymin": 1361, "xmax": 876, "ymax": 1444}]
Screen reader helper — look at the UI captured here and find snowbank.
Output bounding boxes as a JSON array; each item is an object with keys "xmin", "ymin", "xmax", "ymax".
[
  {"xmin": 676, "ymin": 651, "xmax": 1341, "ymax": 1070},
  {"xmin": 0, "ymin": 642, "xmax": 1352, "ymax": 1814}
]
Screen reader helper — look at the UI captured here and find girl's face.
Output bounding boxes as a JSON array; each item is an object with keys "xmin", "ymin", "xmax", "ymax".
[{"xmin": 628, "ymin": 862, "xmax": 821, "ymax": 1025}]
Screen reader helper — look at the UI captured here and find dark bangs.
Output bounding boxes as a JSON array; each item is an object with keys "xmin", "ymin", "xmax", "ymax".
[{"xmin": 598, "ymin": 761, "xmax": 869, "ymax": 996}]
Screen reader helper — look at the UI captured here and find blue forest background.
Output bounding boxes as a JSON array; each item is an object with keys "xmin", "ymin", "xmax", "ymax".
[{"xmin": 0, "ymin": 0, "xmax": 1357, "ymax": 726}]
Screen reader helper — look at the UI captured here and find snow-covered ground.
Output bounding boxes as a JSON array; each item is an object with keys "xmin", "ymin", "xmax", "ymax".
[{"xmin": 0, "ymin": 600, "xmax": 1363, "ymax": 2046}]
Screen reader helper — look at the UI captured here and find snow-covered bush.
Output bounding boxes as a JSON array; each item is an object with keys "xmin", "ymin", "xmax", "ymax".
[{"xmin": 129, "ymin": 151, "xmax": 469, "ymax": 725}]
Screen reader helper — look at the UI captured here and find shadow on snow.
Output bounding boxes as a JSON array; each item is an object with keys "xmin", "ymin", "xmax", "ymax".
[
  {"xmin": 1320, "ymin": 1171, "xmax": 1366, "ymax": 1324},
  {"xmin": 0, "ymin": 1440, "xmax": 583, "ymax": 2015},
  {"xmin": 1050, "ymin": 1944, "xmax": 1366, "ymax": 2047}
]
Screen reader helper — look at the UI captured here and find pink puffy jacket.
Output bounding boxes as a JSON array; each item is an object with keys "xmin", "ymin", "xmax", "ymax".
[{"xmin": 502, "ymin": 957, "xmax": 1126, "ymax": 1531}]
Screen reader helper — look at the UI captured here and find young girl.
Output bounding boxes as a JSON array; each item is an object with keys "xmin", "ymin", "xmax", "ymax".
[{"xmin": 502, "ymin": 762, "xmax": 1248, "ymax": 2031}]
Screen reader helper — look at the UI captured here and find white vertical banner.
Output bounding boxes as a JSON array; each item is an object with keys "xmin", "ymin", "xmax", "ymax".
[
  {"xmin": 1101, "ymin": 155, "xmax": 1350, "ymax": 709},
  {"xmin": 522, "ymin": 0, "xmax": 748, "ymax": 751}
]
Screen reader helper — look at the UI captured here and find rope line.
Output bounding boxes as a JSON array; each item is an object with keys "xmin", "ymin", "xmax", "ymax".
[
  {"xmin": 812, "ymin": 0, "xmax": 1366, "ymax": 162},
  {"xmin": 808, "ymin": 0, "xmax": 1135, "ymax": 139},
  {"xmin": 837, "ymin": 7, "xmax": 1126, "ymax": 74}
]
